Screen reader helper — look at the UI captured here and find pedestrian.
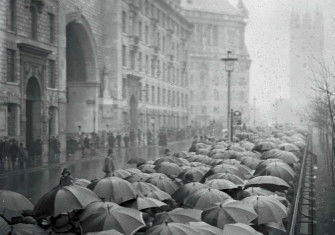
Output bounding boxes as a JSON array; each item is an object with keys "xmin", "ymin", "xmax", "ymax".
[
  {"xmin": 123, "ymin": 133, "xmax": 129, "ymax": 148},
  {"xmin": 137, "ymin": 129, "xmax": 142, "ymax": 145},
  {"xmin": 17, "ymin": 143, "xmax": 27, "ymax": 169},
  {"xmin": 108, "ymin": 132, "xmax": 115, "ymax": 151},
  {"xmin": 9, "ymin": 139, "xmax": 18, "ymax": 170},
  {"xmin": 164, "ymin": 148, "xmax": 171, "ymax": 157},
  {"xmin": 116, "ymin": 132, "xmax": 122, "ymax": 148},
  {"xmin": 59, "ymin": 168, "xmax": 74, "ymax": 186},
  {"xmin": 129, "ymin": 129, "xmax": 135, "ymax": 145},
  {"xmin": 103, "ymin": 149, "xmax": 115, "ymax": 178}
]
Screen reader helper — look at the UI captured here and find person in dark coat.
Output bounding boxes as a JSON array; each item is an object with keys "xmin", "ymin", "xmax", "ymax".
[
  {"xmin": 116, "ymin": 132, "xmax": 122, "ymax": 148},
  {"xmin": 59, "ymin": 168, "xmax": 74, "ymax": 186},
  {"xmin": 18, "ymin": 143, "xmax": 27, "ymax": 169},
  {"xmin": 103, "ymin": 149, "xmax": 115, "ymax": 178},
  {"xmin": 108, "ymin": 132, "xmax": 115, "ymax": 150},
  {"xmin": 123, "ymin": 134, "xmax": 129, "ymax": 148},
  {"xmin": 129, "ymin": 129, "xmax": 135, "ymax": 145},
  {"xmin": 9, "ymin": 139, "xmax": 18, "ymax": 170}
]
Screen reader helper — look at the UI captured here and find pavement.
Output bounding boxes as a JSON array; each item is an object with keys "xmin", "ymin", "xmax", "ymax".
[{"xmin": 0, "ymin": 139, "xmax": 192, "ymax": 204}]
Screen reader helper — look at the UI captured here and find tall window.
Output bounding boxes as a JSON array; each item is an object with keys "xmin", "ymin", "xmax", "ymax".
[
  {"xmin": 31, "ymin": 7, "xmax": 38, "ymax": 39},
  {"xmin": 7, "ymin": 103, "xmax": 18, "ymax": 136},
  {"xmin": 122, "ymin": 11, "xmax": 127, "ymax": 33},
  {"xmin": 122, "ymin": 78, "xmax": 127, "ymax": 99},
  {"xmin": 7, "ymin": 0, "xmax": 16, "ymax": 31},
  {"xmin": 157, "ymin": 87, "xmax": 160, "ymax": 104},
  {"xmin": 48, "ymin": 60, "xmax": 56, "ymax": 88},
  {"xmin": 162, "ymin": 89, "xmax": 166, "ymax": 105},
  {"xmin": 138, "ymin": 21, "xmax": 142, "ymax": 39},
  {"xmin": 48, "ymin": 13, "xmax": 55, "ymax": 43},
  {"xmin": 138, "ymin": 52, "xmax": 142, "ymax": 72},
  {"xmin": 145, "ymin": 55, "xmax": 149, "ymax": 74},
  {"xmin": 151, "ymin": 86, "xmax": 155, "ymax": 104},
  {"xmin": 145, "ymin": 84, "xmax": 149, "ymax": 103},
  {"xmin": 122, "ymin": 45, "xmax": 127, "ymax": 66},
  {"xmin": 6, "ymin": 49, "xmax": 15, "ymax": 82},
  {"xmin": 145, "ymin": 25, "xmax": 149, "ymax": 44},
  {"xmin": 213, "ymin": 25, "xmax": 218, "ymax": 46}
]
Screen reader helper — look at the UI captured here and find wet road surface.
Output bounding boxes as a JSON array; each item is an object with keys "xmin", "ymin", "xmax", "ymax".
[{"xmin": 0, "ymin": 140, "xmax": 191, "ymax": 204}]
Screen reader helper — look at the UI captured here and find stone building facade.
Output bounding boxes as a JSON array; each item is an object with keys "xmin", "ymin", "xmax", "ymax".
[
  {"xmin": 181, "ymin": 0, "xmax": 251, "ymax": 128},
  {"xmin": 0, "ymin": 0, "xmax": 192, "ymax": 160}
]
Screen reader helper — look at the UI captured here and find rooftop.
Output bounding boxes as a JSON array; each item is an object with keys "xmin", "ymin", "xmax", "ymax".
[{"xmin": 180, "ymin": 0, "xmax": 241, "ymax": 16}]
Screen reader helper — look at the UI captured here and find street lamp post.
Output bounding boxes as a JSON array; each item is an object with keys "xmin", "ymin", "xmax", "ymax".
[{"xmin": 221, "ymin": 51, "xmax": 237, "ymax": 143}]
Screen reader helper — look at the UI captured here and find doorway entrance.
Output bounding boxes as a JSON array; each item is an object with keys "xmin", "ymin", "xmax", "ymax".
[{"xmin": 26, "ymin": 77, "xmax": 41, "ymax": 154}]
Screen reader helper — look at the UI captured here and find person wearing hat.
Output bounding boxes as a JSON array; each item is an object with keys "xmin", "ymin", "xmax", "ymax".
[
  {"xmin": 59, "ymin": 168, "xmax": 74, "ymax": 186},
  {"xmin": 103, "ymin": 149, "xmax": 115, "ymax": 177}
]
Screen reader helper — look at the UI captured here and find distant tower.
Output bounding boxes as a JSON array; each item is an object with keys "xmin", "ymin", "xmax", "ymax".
[{"xmin": 289, "ymin": 6, "xmax": 324, "ymax": 113}]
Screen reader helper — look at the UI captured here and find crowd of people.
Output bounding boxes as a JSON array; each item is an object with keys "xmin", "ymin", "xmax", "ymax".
[{"xmin": 0, "ymin": 125, "xmax": 307, "ymax": 234}]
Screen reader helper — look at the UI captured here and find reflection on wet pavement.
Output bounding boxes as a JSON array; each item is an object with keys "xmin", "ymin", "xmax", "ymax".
[{"xmin": 0, "ymin": 140, "xmax": 190, "ymax": 204}]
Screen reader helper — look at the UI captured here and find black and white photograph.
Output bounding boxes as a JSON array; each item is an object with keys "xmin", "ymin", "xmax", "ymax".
[{"xmin": 0, "ymin": 0, "xmax": 332, "ymax": 234}]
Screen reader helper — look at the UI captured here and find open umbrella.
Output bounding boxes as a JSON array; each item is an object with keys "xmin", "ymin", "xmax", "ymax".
[
  {"xmin": 201, "ymin": 200, "xmax": 257, "ymax": 228},
  {"xmin": 145, "ymin": 222, "xmax": 201, "ymax": 235},
  {"xmin": 0, "ymin": 217, "xmax": 10, "ymax": 235},
  {"xmin": 113, "ymin": 169, "xmax": 132, "ymax": 179},
  {"xmin": 138, "ymin": 164, "xmax": 156, "ymax": 173},
  {"xmin": 145, "ymin": 190, "xmax": 172, "ymax": 202},
  {"xmin": 242, "ymin": 196, "xmax": 287, "ymax": 224},
  {"xmin": 132, "ymin": 182, "xmax": 160, "ymax": 194},
  {"xmin": 178, "ymin": 167, "xmax": 206, "ymax": 183},
  {"xmin": 172, "ymin": 182, "xmax": 208, "ymax": 204},
  {"xmin": 128, "ymin": 196, "xmax": 167, "ymax": 211},
  {"xmin": 272, "ymin": 151, "xmax": 299, "ymax": 165},
  {"xmin": 87, "ymin": 230, "xmax": 125, "ymax": 235},
  {"xmin": 126, "ymin": 173, "xmax": 152, "ymax": 183},
  {"xmin": 188, "ymin": 222, "xmax": 223, "ymax": 235},
  {"xmin": 34, "ymin": 185, "xmax": 100, "ymax": 217},
  {"xmin": 223, "ymin": 223, "xmax": 262, "ymax": 235},
  {"xmin": 252, "ymin": 142, "xmax": 277, "ymax": 153},
  {"xmin": 254, "ymin": 162, "xmax": 295, "ymax": 183},
  {"xmin": 205, "ymin": 173, "xmax": 244, "ymax": 185},
  {"xmin": 11, "ymin": 223, "xmax": 52, "ymax": 235},
  {"xmin": 245, "ymin": 176, "xmax": 290, "ymax": 192},
  {"xmin": 244, "ymin": 187, "xmax": 275, "ymax": 197},
  {"xmin": 155, "ymin": 162, "xmax": 183, "ymax": 178},
  {"xmin": 205, "ymin": 164, "xmax": 245, "ymax": 180},
  {"xmin": 89, "ymin": 177, "xmax": 138, "ymax": 204},
  {"xmin": 205, "ymin": 179, "xmax": 239, "ymax": 190},
  {"xmin": 183, "ymin": 188, "xmax": 231, "ymax": 210},
  {"xmin": 260, "ymin": 222, "xmax": 287, "ymax": 235},
  {"xmin": 278, "ymin": 143, "xmax": 299, "ymax": 152},
  {"xmin": 241, "ymin": 157, "xmax": 261, "ymax": 170},
  {"xmin": 127, "ymin": 157, "xmax": 147, "ymax": 166},
  {"xmin": 73, "ymin": 178, "xmax": 91, "ymax": 187},
  {"xmin": 153, "ymin": 208, "xmax": 202, "ymax": 225},
  {"xmin": 80, "ymin": 201, "xmax": 145, "ymax": 235},
  {"xmin": 0, "ymin": 190, "xmax": 33, "ymax": 220},
  {"xmin": 147, "ymin": 176, "xmax": 179, "ymax": 195}
]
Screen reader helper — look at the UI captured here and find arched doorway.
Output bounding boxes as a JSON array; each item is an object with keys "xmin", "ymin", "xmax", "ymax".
[
  {"xmin": 26, "ymin": 77, "xmax": 41, "ymax": 154},
  {"xmin": 66, "ymin": 18, "xmax": 98, "ymax": 133},
  {"xmin": 129, "ymin": 95, "xmax": 138, "ymax": 131}
]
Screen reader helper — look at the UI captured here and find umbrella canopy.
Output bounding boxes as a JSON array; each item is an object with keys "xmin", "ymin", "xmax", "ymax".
[
  {"xmin": 201, "ymin": 200, "xmax": 258, "ymax": 228},
  {"xmin": 113, "ymin": 169, "xmax": 132, "ymax": 179},
  {"xmin": 271, "ymin": 151, "xmax": 299, "ymax": 165},
  {"xmin": 172, "ymin": 182, "xmax": 209, "ymax": 204},
  {"xmin": 205, "ymin": 179, "xmax": 239, "ymax": 190},
  {"xmin": 0, "ymin": 190, "xmax": 33, "ymax": 220},
  {"xmin": 34, "ymin": 185, "xmax": 100, "ymax": 217},
  {"xmin": 128, "ymin": 196, "xmax": 167, "ymax": 211},
  {"xmin": 73, "ymin": 178, "xmax": 91, "ymax": 187},
  {"xmin": 205, "ymin": 173, "xmax": 244, "ymax": 185},
  {"xmin": 183, "ymin": 188, "xmax": 231, "ymax": 210},
  {"xmin": 125, "ymin": 168, "xmax": 142, "ymax": 175},
  {"xmin": 240, "ymin": 156, "xmax": 262, "ymax": 170},
  {"xmin": 132, "ymin": 182, "xmax": 160, "ymax": 194},
  {"xmin": 138, "ymin": 164, "xmax": 156, "ymax": 173},
  {"xmin": 80, "ymin": 201, "xmax": 145, "ymax": 235},
  {"xmin": 126, "ymin": 173, "xmax": 152, "ymax": 183},
  {"xmin": 178, "ymin": 167, "xmax": 206, "ymax": 183},
  {"xmin": 206, "ymin": 164, "xmax": 245, "ymax": 179},
  {"xmin": 260, "ymin": 222, "xmax": 287, "ymax": 235},
  {"xmin": 87, "ymin": 230, "xmax": 125, "ymax": 235},
  {"xmin": 0, "ymin": 217, "xmax": 10, "ymax": 235},
  {"xmin": 223, "ymin": 223, "xmax": 262, "ymax": 235},
  {"xmin": 155, "ymin": 162, "xmax": 183, "ymax": 178},
  {"xmin": 147, "ymin": 176, "xmax": 179, "ymax": 195},
  {"xmin": 188, "ymin": 222, "xmax": 223, "ymax": 235},
  {"xmin": 252, "ymin": 142, "xmax": 277, "ymax": 153},
  {"xmin": 145, "ymin": 222, "xmax": 201, "ymax": 235},
  {"xmin": 145, "ymin": 190, "xmax": 172, "ymax": 202},
  {"xmin": 153, "ymin": 208, "xmax": 202, "ymax": 225},
  {"xmin": 278, "ymin": 143, "xmax": 299, "ymax": 152},
  {"xmin": 244, "ymin": 187, "xmax": 275, "ymax": 197},
  {"xmin": 11, "ymin": 223, "xmax": 50, "ymax": 235},
  {"xmin": 254, "ymin": 162, "xmax": 295, "ymax": 183},
  {"xmin": 127, "ymin": 157, "xmax": 147, "ymax": 165},
  {"xmin": 245, "ymin": 176, "xmax": 290, "ymax": 192},
  {"xmin": 90, "ymin": 177, "xmax": 138, "ymax": 204},
  {"xmin": 242, "ymin": 195, "xmax": 287, "ymax": 224}
]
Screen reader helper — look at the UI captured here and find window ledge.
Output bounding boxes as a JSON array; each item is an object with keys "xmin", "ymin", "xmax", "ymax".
[{"xmin": 5, "ymin": 81, "xmax": 19, "ymax": 86}]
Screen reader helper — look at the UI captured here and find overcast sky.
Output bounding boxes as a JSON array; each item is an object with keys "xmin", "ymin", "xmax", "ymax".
[{"xmin": 228, "ymin": 0, "xmax": 323, "ymax": 110}]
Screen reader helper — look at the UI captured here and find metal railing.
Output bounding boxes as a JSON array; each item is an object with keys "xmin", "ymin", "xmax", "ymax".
[{"xmin": 289, "ymin": 137, "xmax": 316, "ymax": 235}]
